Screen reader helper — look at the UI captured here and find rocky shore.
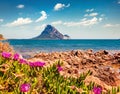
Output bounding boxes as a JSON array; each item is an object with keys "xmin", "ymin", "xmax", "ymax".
[
  {"xmin": 0, "ymin": 42, "xmax": 14, "ymax": 53},
  {"xmin": 0, "ymin": 41, "xmax": 120, "ymax": 92},
  {"xmin": 0, "ymin": 34, "xmax": 5, "ymax": 40},
  {"xmin": 28, "ymin": 50, "xmax": 120, "ymax": 91}
]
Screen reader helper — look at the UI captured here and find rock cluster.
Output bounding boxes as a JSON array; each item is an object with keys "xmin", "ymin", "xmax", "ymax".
[
  {"xmin": 0, "ymin": 34, "xmax": 5, "ymax": 40},
  {"xmin": 0, "ymin": 42, "xmax": 14, "ymax": 53},
  {"xmin": 28, "ymin": 50, "xmax": 120, "ymax": 90}
]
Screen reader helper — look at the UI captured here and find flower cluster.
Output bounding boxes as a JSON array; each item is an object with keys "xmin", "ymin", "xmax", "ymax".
[
  {"xmin": 2, "ymin": 52, "xmax": 11, "ymax": 58},
  {"xmin": 57, "ymin": 65, "xmax": 63, "ymax": 72},
  {"xmin": 13, "ymin": 53, "xmax": 19, "ymax": 60},
  {"xmin": 1, "ymin": 52, "xmax": 46, "ymax": 68},
  {"xmin": 29, "ymin": 61, "xmax": 45, "ymax": 67},
  {"xmin": 19, "ymin": 59, "xmax": 28, "ymax": 64},
  {"xmin": 20, "ymin": 83, "xmax": 30, "ymax": 92},
  {"xmin": 93, "ymin": 87, "xmax": 102, "ymax": 94}
]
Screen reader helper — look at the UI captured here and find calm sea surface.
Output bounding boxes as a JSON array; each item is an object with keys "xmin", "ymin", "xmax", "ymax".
[{"xmin": 4, "ymin": 39, "xmax": 120, "ymax": 57}]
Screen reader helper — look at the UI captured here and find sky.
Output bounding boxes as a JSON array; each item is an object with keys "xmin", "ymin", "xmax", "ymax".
[{"xmin": 0, "ymin": 0, "xmax": 120, "ymax": 39}]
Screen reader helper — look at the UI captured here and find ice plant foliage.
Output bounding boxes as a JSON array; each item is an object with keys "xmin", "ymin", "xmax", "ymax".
[
  {"xmin": 93, "ymin": 87, "xmax": 102, "ymax": 94},
  {"xmin": 29, "ymin": 61, "xmax": 45, "ymax": 67},
  {"xmin": 13, "ymin": 53, "xmax": 19, "ymax": 60},
  {"xmin": 2, "ymin": 52, "xmax": 11, "ymax": 58},
  {"xmin": 57, "ymin": 65, "xmax": 63, "ymax": 72},
  {"xmin": 0, "ymin": 51, "xmax": 120, "ymax": 94},
  {"xmin": 20, "ymin": 83, "xmax": 30, "ymax": 92}
]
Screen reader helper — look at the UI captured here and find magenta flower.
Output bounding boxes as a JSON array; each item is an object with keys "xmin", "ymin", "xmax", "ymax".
[
  {"xmin": 34, "ymin": 61, "xmax": 45, "ymax": 67},
  {"xmin": 2, "ymin": 52, "xmax": 11, "ymax": 58},
  {"xmin": 20, "ymin": 83, "xmax": 30, "ymax": 92},
  {"xmin": 19, "ymin": 59, "xmax": 28, "ymax": 64},
  {"xmin": 13, "ymin": 53, "xmax": 19, "ymax": 60},
  {"xmin": 93, "ymin": 87, "xmax": 102, "ymax": 94},
  {"xmin": 29, "ymin": 62, "xmax": 34, "ymax": 67},
  {"xmin": 57, "ymin": 65, "xmax": 63, "ymax": 72},
  {"xmin": 29, "ymin": 61, "xmax": 45, "ymax": 67}
]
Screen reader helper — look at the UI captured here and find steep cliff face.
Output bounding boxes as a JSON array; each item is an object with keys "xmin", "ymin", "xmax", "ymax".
[{"xmin": 34, "ymin": 25, "xmax": 70, "ymax": 39}]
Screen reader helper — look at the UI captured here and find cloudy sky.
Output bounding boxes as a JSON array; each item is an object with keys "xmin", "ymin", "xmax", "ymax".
[{"xmin": 0, "ymin": 0, "xmax": 120, "ymax": 39}]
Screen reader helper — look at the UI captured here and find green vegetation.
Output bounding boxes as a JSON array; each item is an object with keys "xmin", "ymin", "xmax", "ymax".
[{"xmin": 0, "ymin": 52, "xmax": 120, "ymax": 94}]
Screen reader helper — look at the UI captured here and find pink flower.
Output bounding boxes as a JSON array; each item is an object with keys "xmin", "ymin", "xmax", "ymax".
[
  {"xmin": 20, "ymin": 83, "xmax": 30, "ymax": 92},
  {"xmin": 35, "ymin": 61, "xmax": 45, "ymax": 67},
  {"xmin": 29, "ymin": 61, "xmax": 45, "ymax": 67},
  {"xmin": 19, "ymin": 59, "xmax": 27, "ymax": 64},
  {"xmin": 13, "ymin": 53, "xmax": 19, "ymax": 60},
  {"xmin": 29, "ymin": 62, "xmax": 34, "ymax": 67},
  {"xmin": 2, "ymin": 52, "xmax": 11, "ymax": 58},
  {"xmin": 93, "ymin": 87, "xmax": 102, "ymax": 94},
  {"xmin": 57, "ymin": 65, "xmax": 63, "ymax": 72}
]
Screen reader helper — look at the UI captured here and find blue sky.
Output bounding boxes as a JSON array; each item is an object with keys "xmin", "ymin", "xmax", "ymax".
[{"xmin": 0, "ymin": 0, "xmax": 120, "ymax": 39}]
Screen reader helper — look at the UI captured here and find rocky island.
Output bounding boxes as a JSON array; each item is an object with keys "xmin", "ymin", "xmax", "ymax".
[{"xmin": 33, "ymin": 25, "xmax": 70, "ymax": 39}]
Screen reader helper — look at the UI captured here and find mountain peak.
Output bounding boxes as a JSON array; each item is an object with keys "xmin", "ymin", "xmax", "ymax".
[
  {"xmin": 34, "ymin": 25, "xmax": 70, "ymax": 39},
  {"xmin": 45, "ymin": 24, "xmax": 53, "ymax": 30},
  {"xmin": 44, "ymin": 24, "xmax": 57, "ymax": 33},
  {"xmin": 46, "ymin": 24, "xmax": 53, "ymax": 28}
]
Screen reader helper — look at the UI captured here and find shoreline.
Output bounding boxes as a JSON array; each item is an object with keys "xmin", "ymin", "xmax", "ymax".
[
  {"xmin": 0, "ymin": 41, "xmax": 120, "ymax": 91},
  {"xmin": 16, "ymin": 49, "xmax": 120, "ymax": 58}
]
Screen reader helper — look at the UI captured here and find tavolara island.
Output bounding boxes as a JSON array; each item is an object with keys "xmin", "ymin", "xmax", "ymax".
[{"xmin": 33, "ymin": 25, "xmax": 70, "ymax": 39}]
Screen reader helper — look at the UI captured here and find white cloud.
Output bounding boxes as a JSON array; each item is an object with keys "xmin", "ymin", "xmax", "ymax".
[
  {"xmin": 0, "ymin": 19, "xmax": 3, "ymax": 22},
  {"xmin": 35, "ymin": 11, "xmax": 47, "ymax": 22},
  {"xmin": 79, "ymin": 17, "xmax": 98, "ymax": 26},
  {"xmin": 54, "ymin": 3, "xmax": 70, "ymax": 11},
  {"xmin": 84, "ymin": 14, "xmax": 89, "ymax": 17},
  {"xmin": 101, "ymin": 14, "xmax": 105, "ymax": 17},
  {"xmin": 16, "ymin": 4, "xmax": 24, "ymax": 9},
  {"xmin": 5, "ymin": 18, "xmax": 32, "ymax": 27},
  {"xmin": 89, "ymin": 13, "xmax": 98, "ymax": 16},
  {"xmin": 99, "ymin": 18, "xmax": 103, "ymax": 22},
  {"xmin": 66, "ymin": 3, "xmax": 70, "ymax": 7},
  {"xmin": 84, "ymin": 12, "xmax": 98, "ymax": 17},
  {"xmin": 51, "ymin": 20, "xmax": 62, "ymax": 25},
  {"xmin": 86, "ymin": 8, "xmax": 94, "ymax": 12},
  {"xmin": 64, "ymin": 17, "xmax": 100, "ymax": 27},
  {"xmin": 50, "ymin": 17, "xmax": 102, "ymax": 27},
  {"xmin": 104, "ymin": 24, "xmax": 120, "ymax": 27},
  {"xmin": 81, "ymin": 18, "xmax": 87, "ymax": 21},
  {"xmin": 35, "ymin": 24, "xmax": 46, "ymax": 31}
]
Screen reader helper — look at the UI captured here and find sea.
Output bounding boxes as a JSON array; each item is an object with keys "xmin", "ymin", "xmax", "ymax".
[{"xmin": 3, "ymin": 39, "xmax": 120, "ymax": 58}]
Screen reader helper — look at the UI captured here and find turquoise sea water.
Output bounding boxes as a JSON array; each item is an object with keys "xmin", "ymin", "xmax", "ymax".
[{"xmin": 6, "ymin": 39, "xmax": 120, "ymax": 54}]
